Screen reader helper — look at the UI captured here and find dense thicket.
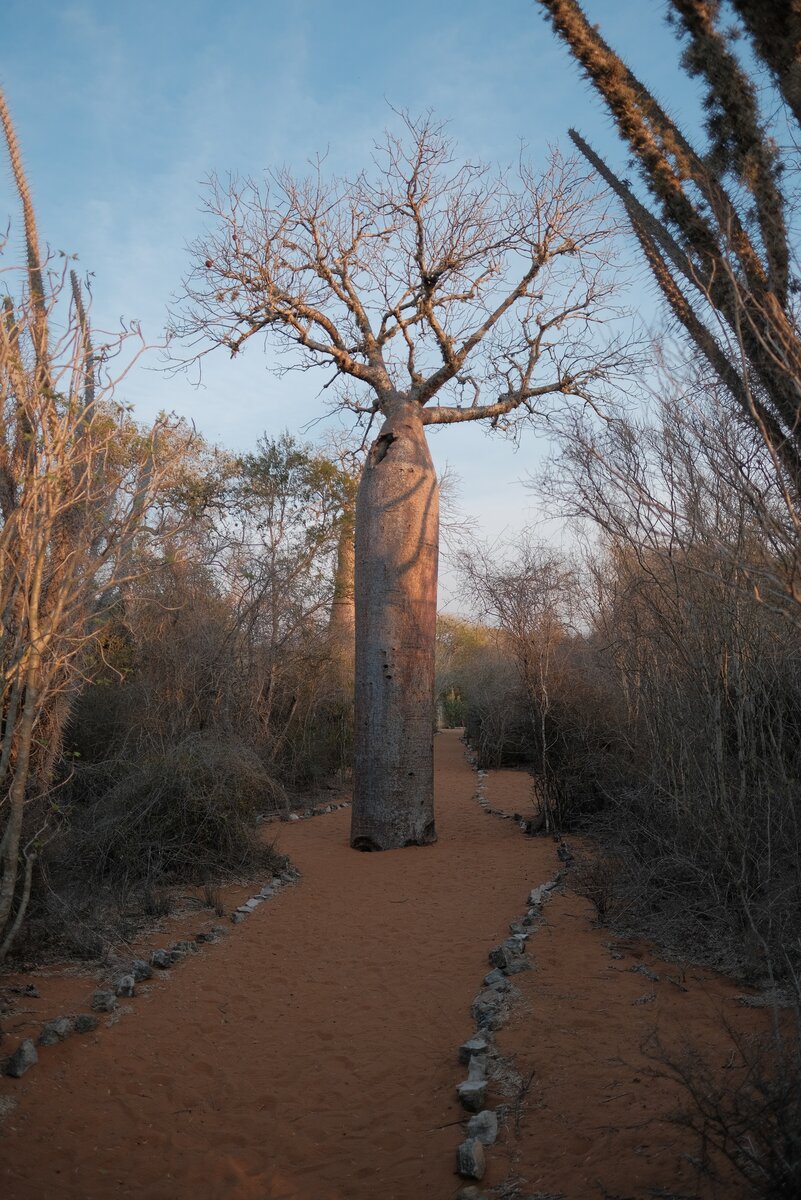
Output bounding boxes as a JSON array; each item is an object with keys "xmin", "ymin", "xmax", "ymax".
[
  {"xmin": 23, "ymin": 433, "xmax": 355, "ymax": 959},
  {"xmin": 451, "ymin": 368, "xmax": 801, "ymax": 987}
]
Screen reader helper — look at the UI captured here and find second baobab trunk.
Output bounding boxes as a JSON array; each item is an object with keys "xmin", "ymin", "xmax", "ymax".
[
  {"xmin": 351, "ymin": 401, "xmax": 439, "ymax": 850},
  {"xmin": 328, "ymin": 497, "xmax": 356, "ymax": 688}
]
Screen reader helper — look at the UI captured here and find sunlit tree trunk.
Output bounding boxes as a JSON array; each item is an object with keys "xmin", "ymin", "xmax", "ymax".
[
  {"xmin": 179, "ymin": 113, "xmax": 622, "ymax": 851},
  {"xmin": 328, "ymin": 499, "xmax": 356, "ymax": 687},
  {"xmin": 351, "ymin": 399, "xmax": 439, "ymax": 850}
]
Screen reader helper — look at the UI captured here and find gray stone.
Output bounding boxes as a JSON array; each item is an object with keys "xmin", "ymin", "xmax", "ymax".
[
  {"xmin": 471, "ymin": 987, "xmax": 504, "ymax": 1027},
  {"xmin": 458, "ymin": 1036, "xmax": 489, "ymax": 1065},
  {"xmin": 488, "ymin": 940, "xmax": 522, "ymax": 971},
  {"xmin": 288, "ymin": 813, "xmax": 300, "ymax": 821},
  {"xmin": 472, "ymin": 1009, "xmax": 503, "ymax": 1033},
  {"xmin": 629, "ymin": 963, "xmax": 660, "ymax": 982},
  {"xmin": 467, "ymin": 1055, "xmax": 487, "ymax": 1082},
  {"xmin": 198, "ymin": 928, "xmax": 223, "ymax": 943},
  {"xmin": 130, "ymin": 959, "xmax": 153, "ymax": 981},
  {"xmin": 73, "ymin": 1013, "xmax": 99, "ymax": 1034},
  {"xmin": 504, "ymin": 958, "xmax": 532, "ymax": 975},
  {"xmin": 150, "ymin": 949, "xmax": 172, "ymax": 968},
  {"xmin": 171, "ymin": 940, "xmax": 199, "ymax": 955},
  {"xmin": 2, "ymin": 1038, "xmax": 37, "ymax": 1078},
  {"xmin": 91, "ymin": 990, "xmax": 117, "ymax": 1013},
  {"xmin": 230, "ymin": 911, "xmax": 247, "ymax": 924},
  {"xmin": 258, "ymin": 886, "xmax": 276, "ymax": 899},
  {"xmin": 7, "ymin": 983, "xmax": 39, "ymax": 998},
  {"xmin": 38, "ymin": 1017, "xmax": 73, "ymax": 1046},
  {"xmin": 483, "ymin": 968, "xmax": 508, "ymax": 988},
  {"xmin": 467, "ymin": 1109, "xmax": 499, "ymax": 1145},
  {"xmin": 456, "ymin": 1188, "xmax": 487, "ymax": 1200},
  {"xmin": 211, "ymin": 925, "xmax": 228, "ymax": 938},
  {"xmin": 455, "ymin": 1137, "xmax": 486, "ymax": 1179},
  {"xmin": 242, "ymin": 898, "xmax": 262, "ymax": 911},
  {"xmin": 528, "ymin": 880, "xmax": 558, "ymax": 906},
  {"xmin": 457, "ymin": 1079, "xmax": 488, "ymax": 1112},
  {"xmin": 114, "ymin": 975, "xmax": 136, "ymax": 998}
]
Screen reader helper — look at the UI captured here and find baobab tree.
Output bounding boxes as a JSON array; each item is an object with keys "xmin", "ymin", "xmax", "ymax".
[{"xmin": 176, "ymin": 114, "xmax": 624, "ymax": 850}]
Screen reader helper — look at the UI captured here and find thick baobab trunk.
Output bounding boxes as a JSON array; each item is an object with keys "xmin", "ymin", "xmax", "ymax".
[
  {"xmin": 328, "ymin": 502, "xmax": 356, "ymax": 685},
  {"xmin": 351, "ymin": 400, "xmax": 439, "ymax": 850}
]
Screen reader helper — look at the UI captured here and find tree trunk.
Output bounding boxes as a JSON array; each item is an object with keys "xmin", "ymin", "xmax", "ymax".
[
  {"xmin": 351, "ymin": 400, "xmax": 439, "ymax": 850},
  {"xmin": 328, "ymin": 501, "xmax": 356, "ymax": 687},
  {"xmin": 0, "ymin": 667, "xmax": 39, "ymax": 957}
]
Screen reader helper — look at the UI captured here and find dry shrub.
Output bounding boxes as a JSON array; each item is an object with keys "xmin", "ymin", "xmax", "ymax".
[
  {"xmin": 15, "ymin": 734, "xmax": 288, "ymax": 961},
  {"xmin": 644, "ymin": 1019, "xmax": 801, "ymax": 1198},
  {"xmin": 462, "ymin": 648, "xmax": 533, "ymax": 769},
  {"xmin": 570, "ymin": 850, "xmax": 624, "ymax": 923},
  {"xmin": 67, "ymin": 733, "xmax": 287, "ymax": 886}
]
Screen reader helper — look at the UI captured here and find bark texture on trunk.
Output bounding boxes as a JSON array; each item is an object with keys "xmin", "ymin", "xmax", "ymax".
[
  {"xmin": 351, "ymin": 401, "xmax": 439, "ymax": 850},
  {"xmin": 328, "ymin": 504, "xmax": 356, "ymax": 687}
]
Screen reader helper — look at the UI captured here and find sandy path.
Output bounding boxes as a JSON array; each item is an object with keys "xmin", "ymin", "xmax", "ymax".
[
  {"xmin": 0, "ymin": 729, "xmax": 557, "ymax": 1200},
  {"xmin": 479, "ymin": 766, "xmax": 771, "ymax": 1200}
]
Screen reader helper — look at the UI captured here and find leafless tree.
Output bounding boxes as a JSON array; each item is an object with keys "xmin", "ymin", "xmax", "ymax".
[
  {"xmin": 175, "ymin": 112, "xmax": 626, "ymax": 849},
  {"xmin": 458, "ymin": 533, "xmax": 575, "ymax": 827},
  {"xmin": 536, "ymin": 366, "xmax": 801, "ymax": 972}
]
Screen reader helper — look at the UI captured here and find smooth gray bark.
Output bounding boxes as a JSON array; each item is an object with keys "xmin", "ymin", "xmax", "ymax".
[
  {"xmin": 328, "ymin": 503, "xmax": 356, "ymax": 687},
  {"xmin": 351, "ymin": 401, "xmax": 439, "ymax": 850}
]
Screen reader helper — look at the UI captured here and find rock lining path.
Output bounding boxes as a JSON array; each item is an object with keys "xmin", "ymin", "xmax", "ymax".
[
  {"xmin": 0, "ymin": 730, "xmax": 557, "ymax": 1200},
  {"xmin": 0, "ymin": 729, "xmax": 770, "ymax": 1199}
]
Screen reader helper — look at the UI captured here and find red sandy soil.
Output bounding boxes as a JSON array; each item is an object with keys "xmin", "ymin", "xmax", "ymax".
[
  {"xmin": 0, "ymin": 730, "xmax": 771, "ymax": 1199},
  {"xmin": 478, "ymin": 767, "xmax": 770, "ymax": 1199}
]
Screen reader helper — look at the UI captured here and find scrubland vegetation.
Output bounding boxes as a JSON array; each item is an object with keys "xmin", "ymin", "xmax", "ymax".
[
  {"xmin": 24, "ymin": 432, "xmax": 357, "ymax": 959},
  {"xmin": 4, "ymin": 0, "xmax": 801, "ymax": 1190}
]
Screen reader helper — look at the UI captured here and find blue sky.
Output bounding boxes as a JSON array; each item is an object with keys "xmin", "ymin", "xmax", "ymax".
[{"xmin": 2, "ymin": 1, "xmax": 702, "ymax": 595}]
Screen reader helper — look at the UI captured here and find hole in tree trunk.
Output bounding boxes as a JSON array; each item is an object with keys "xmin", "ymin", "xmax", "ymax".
[
  {"xmin": 351, "ymin": 835, "xmax": 380, "ymax": 852},
  {"xmin": 373, "ymin": 432, "xmax": 396, "ymax": 463}
]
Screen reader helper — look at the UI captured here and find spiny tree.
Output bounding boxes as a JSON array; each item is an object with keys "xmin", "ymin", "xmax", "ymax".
[
  {"xmin": 538, "ymin": 0, "xmax": 801, "ymax": 493},
  {"xmin": 0, "ymin": 88, "xmax": 173, "ymax": 957},
  {"xmin": 176, "ymin": 113, "xmax": 624, "ymax": 850}
]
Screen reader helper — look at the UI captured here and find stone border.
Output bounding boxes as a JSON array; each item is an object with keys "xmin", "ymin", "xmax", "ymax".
[
  {"xmin": 0, "ymin": 865, "xmax": 300, "ymax": 1080},
  {"xmin": 259, "ymin": 799, "xmax": 351, "ymax": 825},
  {"xmin": 1, "ymin": 799, "xmax": 355, "ymax": 1078},
  {"xmin": 453, "ymin": 877, "xmax": 560, "ymax": 1194},
  {"xmin": 454, "ymin": 741, "xmax": 563, "ymax": 1197}
]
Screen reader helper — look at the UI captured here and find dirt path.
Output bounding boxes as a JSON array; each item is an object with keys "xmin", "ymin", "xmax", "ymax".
[
  {"xmin": 476, "ymin": 766, "xmax": 768, "ymax": 1200},
  {"xmin": 0, "ymin": 732, "xmax": 770, "ymax": 1199},
  {"xmin": 0, "ymin": 730, "xmax": 557, "ymax": 1200}
]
